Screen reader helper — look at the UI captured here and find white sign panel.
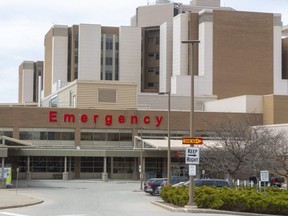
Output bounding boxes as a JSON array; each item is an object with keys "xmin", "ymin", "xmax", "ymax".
[
  {"xmin": 185, "ymin": 147, "xmax": 200, "ymax": 164},
  {"xmin": 260, "ymin": 170, "xmax": 269, "ymax": 182},
  {"xmin": 189, "ymin": 165, "xmax": 196, "ymax": 176}
]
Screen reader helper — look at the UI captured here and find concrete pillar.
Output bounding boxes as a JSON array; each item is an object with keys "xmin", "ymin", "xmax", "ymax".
[
  {"xmin": 143, "ymin": 157, "xmax": 146, "ymax": 181},
  {"xmin": 1, "ymin": 158, "xmax": 6, "ymax": 188},
  {"xmin": 111, "ymin": 157, "xmax": 114, "ymax": 179},
  {"xmin": 25, "ymin": 156, "xmax": 31, "ymax": 180},
  {"xmin": 132, "ymin": 157, "xmax": 139, "ymax": 180},
  {"xmin": 63, "ymin": 157, "xmax": 69, "ymax": 180},
  {"xmin": 102, "ymin": 157, "xmax": 108, "ymax": 182},
  {"xmin": 68, "ymin": 157, "xmax": 74, "ymax": 180}
]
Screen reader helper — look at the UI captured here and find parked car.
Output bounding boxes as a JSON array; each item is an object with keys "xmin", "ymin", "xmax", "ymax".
[
  {"xmin": 154, "ymin": 176, "xmax": 189, "ymax": 195},
  {"xmin": 194, "ymin": 179, "xmax": 231, "ymax": 188},
  {"xmin": 143, "ymin": 178, "xmax": 157, "ymax": 193},
  {"xmin": 144, "ymin": 178, "xmax": 167, "ymax": 195},
  {"xmin": 270, "ymin": 177, "xmax": 283, "ymax": 188}
]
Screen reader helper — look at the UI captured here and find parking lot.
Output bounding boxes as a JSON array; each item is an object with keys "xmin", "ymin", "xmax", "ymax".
[{"xmin": 0, "ymin": 180, "xmax": 245, "ymax": 216}]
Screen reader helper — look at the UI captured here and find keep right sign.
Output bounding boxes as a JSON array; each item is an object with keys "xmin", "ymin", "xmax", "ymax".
[{"xmin": 185, "ymin": 147, "xmax": 200, "ymax": 164}]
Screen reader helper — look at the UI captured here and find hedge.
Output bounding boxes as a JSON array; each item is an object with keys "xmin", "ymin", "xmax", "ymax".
[{"xmin": 160, "ymin": 185, "xmax": 288, "ymax": 215}]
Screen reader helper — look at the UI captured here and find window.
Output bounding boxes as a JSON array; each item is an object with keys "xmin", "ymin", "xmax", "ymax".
[
  {"xmin": 81, "ymin": 132, "xmax": 93, "ymax": 141},
  {"xmin": 81, "ymin": 157, "xmax": 103, "ymax": 172},
  {"xmin": 105, "ymin": 71, "xmax": 113, "ymax": 80},
  {"xmin": 106, "ymin": 57, "xmax": 113, "ymax": 65},
  {"xmin": 148, "ymin": 67, "xmax": 154, "ymax": 72},
  {"xmin": 147, "ymin": 82, "xmax": 154, "ymax": 87},
  {"xmin": 107, "ymin": 133, "xmax": 119, "ymax": 141},
  {"xmin": 98, "ymin": 88, "xmax": 116, "ymax": 103},
  {"xmin": 155, "ymin": 53, "xmax": 159, "ymax": 60},
  {"xmin": 156, "ymin": 37, "xmax": 159, "ymax": 45},
  {"xmin": 119, "ymin": 133, "xmax": 132, "ymax": 141},
  {"xmin": 155, "ymin": 68, "xmax": 159, "ymax": 75},
  {"xmin": 19, "ymin": 129, "xmax": 75, "ymax": 141},
  {"xmin": 93, "ymin": 133, "xmax": 106, "ymax": 141}
]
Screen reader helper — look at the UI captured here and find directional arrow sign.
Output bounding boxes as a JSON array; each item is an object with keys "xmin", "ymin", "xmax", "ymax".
[
  {"xmin": 185, "ymin": 147, "xmax": 200, "ymax": 164},
  {"xmin": 182, "ymin": 137, "xmax": 203, "ymax": 145}
]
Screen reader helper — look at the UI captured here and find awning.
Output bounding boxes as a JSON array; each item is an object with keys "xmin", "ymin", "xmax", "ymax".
[
  {"xmin": 135, "ymin": 138, "xmax": 221, "ymax": 151},
  {"xmin": 0, "ymin": 136, "xmax": 33, "ymax": 149}
]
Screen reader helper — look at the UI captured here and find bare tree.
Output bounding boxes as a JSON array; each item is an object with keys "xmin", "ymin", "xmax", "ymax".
[
  {"xmin": 201, "ymin": 114, "xmax": 270, "ymax": 180},
  {"xmin": 264, "ymin": 131, "xmax": 288, "ymax": 189}
]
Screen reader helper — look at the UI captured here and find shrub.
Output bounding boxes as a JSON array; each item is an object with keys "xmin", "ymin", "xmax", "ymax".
[{"xmin": 160, "ymin": 185, "xmax": 288, "ymax": 215}]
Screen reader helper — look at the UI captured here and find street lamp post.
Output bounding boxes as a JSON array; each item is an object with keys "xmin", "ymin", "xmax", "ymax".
[
  {"xmin": 140, "ymin": 128, "xmax": 143, "ymax": 190},
  {"xmin": 181, "ymin": 39, "xmax": 200, "ymax": 206},
  {"xmin": 159, "ymin": 92, "xmax": 171, "ymax": 184}
]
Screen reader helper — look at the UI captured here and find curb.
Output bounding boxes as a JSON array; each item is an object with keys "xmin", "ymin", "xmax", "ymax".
[
  {"xmin": 151, "ymin": 201, "xmax": 280, "ymax": 216},
  {"xmin": 0, "ymin": 200, "xmax": 44, "ymax": 210}
]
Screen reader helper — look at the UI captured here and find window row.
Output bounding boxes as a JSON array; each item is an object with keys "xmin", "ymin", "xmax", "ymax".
[
  {"xmin": 19, "ymin": 131, "xmax": 75, "ymax": 141},
  {"xmin": 81, "ymin": 132, "xmax": 132, "ymax": 141}
]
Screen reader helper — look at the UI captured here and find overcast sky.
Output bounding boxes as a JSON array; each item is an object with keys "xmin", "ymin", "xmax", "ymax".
[{"xmin": 0, "ymin": 0, "xmax": 287, "ymax": 103}]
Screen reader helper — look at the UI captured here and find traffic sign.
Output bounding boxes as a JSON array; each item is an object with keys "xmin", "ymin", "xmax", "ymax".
[
  {"xmin": 185, "ymin": 147, "xmax": 200, "ymax": 164},
  {"xmin": 189, "ymin": 165, "xmax": 196, "ymax": 176},
  {"xmin": 260, "ymin": 170, "xmax": 269, "ymax": 182},
  {"xmin": 182, "ymin": 137, "xmax": 203, "ymax": 145}
]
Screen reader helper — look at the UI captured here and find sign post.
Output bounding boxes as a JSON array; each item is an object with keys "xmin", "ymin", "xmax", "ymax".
[{"xmin": 260, "ymin": 170, "xmax": 269, "ymax": 198}]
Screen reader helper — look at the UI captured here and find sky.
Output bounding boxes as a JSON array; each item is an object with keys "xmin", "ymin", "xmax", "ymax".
[{"xmin": 0, "ymin": 0, "xmax": 287, "ymax": 103}]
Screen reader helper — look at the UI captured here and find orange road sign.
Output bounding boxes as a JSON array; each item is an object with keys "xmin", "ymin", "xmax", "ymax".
[{"xmin": 182, "ymin": 137, "xmax": 203, "ymax": 145}]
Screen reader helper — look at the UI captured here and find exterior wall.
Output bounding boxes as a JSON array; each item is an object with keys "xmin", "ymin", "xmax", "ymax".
[
  {"xmin": 40, "ymin": 80, "xmax": 137, "ymax": 110},
  {"xmin": 204, "ymin": 95, "xmax": 263, "ymax": 113},
  {"xmin": 138, "ymin": 93, "xmax": 216, "ymax": 111},
  {"xmin": 0, "ymin": 107, "xmax": 262, "ymax": 133},
  {"xmin": 195, "ymin": 9, "xmax": 213, "ymax": 96},
  {"xmin": 173, "ymin": 13, "xmax": 189, "ymax": 77},
  {"xmin": 171, "ymin": 14, "xmax": 189, "ymax": 95},
  {"xmin": 263, "ymin": 95, "xmax": 288, "ymax": 125},
  {"xmin": 213, "ymin": 10, "xmax": 274, "ymax": 99},
  {"xmin": 136, "ymin": 3, "xmax": 174, "ymax": 28},
  {"xmin": 101, "ymin": 26, "xmax": 119, "ymax": 81},
  {"xmin": 19, "ymin": 62, "xmax": 34, "ymax": 103},
  {"xmin": 191, "ymin": 0, "xmax": 220, "ymax": 7},
  {"xmin": 283, "ymin": 37, "xmax": 288, "ymax": 79},
  {"xmin": 52, "ymin": 26, "xmax": 68, "ymax": 93},
  {"xmin": 68, "ymin": 25, "xmax": 79, "ymax": 82},
  {"xmin": 77, "ymin": 81, "xmax": 137, "ymax": 109},
  {"xmin": 34, "ymin": 61, "xmax": 44, "ymax": 103},
  {"xmin": 78, "ymin": 24, "xmax": 101, "ymax": 80},
  {"xmin": 18, "ymin": 64, "xmax": 23, "ymax": 103},
  {"xmin": 119, "ymin": 26, "xmax": 141, "ymax": 92},
  {"xmin": 159, "ymin": 21, "xmax": 173, "ymax": 93},
  {"xmin": 44, "ymin": 28, "xmax": 53, "ymax": 97},
  {"xmin": 273, "ymin": 14, "xmax": 288, "ymax": 94}
]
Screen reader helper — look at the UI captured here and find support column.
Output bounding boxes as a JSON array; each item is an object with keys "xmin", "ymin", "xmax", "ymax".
[
  {"xmin": 68, "ymin": 157, "xmax": 74, "ymax": 179},
  {"xmin": 102, "ymin": 157, "xmax": 108, "ymax": 182},
  {"xmin": 132, "ymin": 158, "xmax": 138, "ymax": 180},
  {"xmin": 111, "ymin": 157, "xmax": 114, "ymax": 180},
  {"xmin": 1, "ymin": 158, "xmax": 6, "ymax": 188},
  {"xmin": 142, "ymin": 157, "xmax": 146, "ymax": 181},
  {"xmin": 63, "ymin": 157, "xmax": 69, "ymax": 180},
  {"xmin": 25, "ymin": 156, "xmax": 31, "ymax": 180}
]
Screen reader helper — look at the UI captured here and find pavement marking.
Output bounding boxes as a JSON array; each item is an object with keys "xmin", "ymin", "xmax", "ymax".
[
  {"xmin": 0, "ymin": 213, "xmax": 28, "ymax": 216},
  {"xmin": 57, "ymin": 215, "xmax": 87, "ymax": 216}
]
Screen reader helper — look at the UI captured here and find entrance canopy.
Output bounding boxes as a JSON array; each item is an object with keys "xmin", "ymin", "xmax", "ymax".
[
  {"xmin": 0, "ymin": 136, "xmax": 33, "ymax": 149},
  {"xmin": 133, "ymin": 136, "xmax": 220, "ymax": 151}
]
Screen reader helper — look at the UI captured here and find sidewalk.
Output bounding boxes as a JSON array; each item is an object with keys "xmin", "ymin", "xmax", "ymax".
[{"xmin": 0, "ymin": 189, "xmax": 43, "ymax": 210}]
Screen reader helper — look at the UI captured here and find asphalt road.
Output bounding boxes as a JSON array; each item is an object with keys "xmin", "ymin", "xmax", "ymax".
[{"xmin": 0, "ymin": 180, "xmax": 242, "ymax": 216}]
